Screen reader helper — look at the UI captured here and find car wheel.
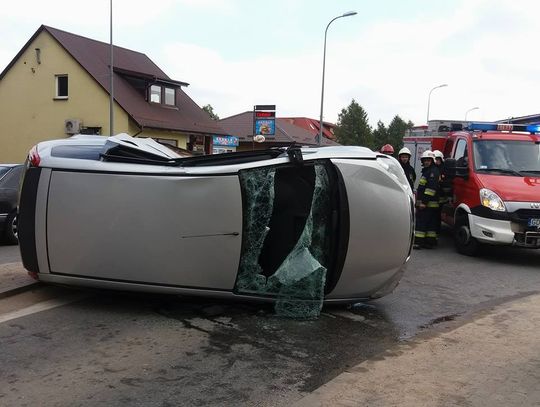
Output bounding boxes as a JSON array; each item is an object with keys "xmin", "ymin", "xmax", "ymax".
[
  {"xmin": 4, "ymin": 212, "xmax": 18, "ymax": 245},
  {"xmin": 454, "ymin": 216, "xmax": 479, "ymax": 256}
]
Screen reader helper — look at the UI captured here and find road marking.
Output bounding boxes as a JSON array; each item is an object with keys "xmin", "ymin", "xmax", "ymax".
[{"xmin": 0, "ymin": 293, "xmax": 88, "ymax": 324}]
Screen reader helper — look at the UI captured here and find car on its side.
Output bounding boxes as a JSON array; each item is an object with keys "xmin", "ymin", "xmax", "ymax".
[
  {"xmin": 18, "ymin": 134, "xmax": 414, "ymax": 315},
  {"xmin": 0, "ymin": 164, "xmax": 24, "ymax": 244}
]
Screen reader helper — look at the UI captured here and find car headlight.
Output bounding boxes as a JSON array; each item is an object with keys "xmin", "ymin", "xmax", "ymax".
[
  {"xmin": 378, "ymin": 156, "xmax": 411, "ymax": 192},
  {"xmin": 480, "ymin": 188, "xmax": 506, "ymax": 211}
]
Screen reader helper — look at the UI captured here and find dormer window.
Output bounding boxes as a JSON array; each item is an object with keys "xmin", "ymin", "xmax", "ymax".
[
  {"xmin": 150, "ymin": 85, "xmax": 161, "ymax": 103},
  {"xmin": 112, "ymin": 67, "xmax": 187, "ymax": 108},
  {"xmin": 164, "ymin": 87, "xmax": 175, "ymax": 106},
  {"xmin": 149, "ymin": 85, "xmax": 176, "ymax": 106}
]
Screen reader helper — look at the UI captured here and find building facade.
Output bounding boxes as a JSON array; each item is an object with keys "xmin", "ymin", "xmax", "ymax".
[{"xmin": 0, "ymin": 25, "xmax": 225, "ymax": 163}]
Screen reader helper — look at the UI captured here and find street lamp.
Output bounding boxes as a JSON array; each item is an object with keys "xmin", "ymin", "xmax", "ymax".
[
  {"xmin": 426, "ymin": 84, "xmax": 448, "ymax": 124},
  {"xmin": 318, "ymin": 11, "xmax": 357, "ymax": 146},
  {"xmin": 109, "ymin": 0, "xmax": 114, "ymax": 137},
  {"xmin": 465, "ymin": 106, "xmax": 479, "ymax": 121}
]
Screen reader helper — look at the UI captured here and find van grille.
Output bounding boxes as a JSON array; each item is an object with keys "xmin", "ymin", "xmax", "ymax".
[{"xmin": 512, "ymin": 209, "xmax": 540, "ymax": 221}]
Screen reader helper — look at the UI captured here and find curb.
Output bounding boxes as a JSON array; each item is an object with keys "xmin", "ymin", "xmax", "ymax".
[
  {"xmin": 292, "ymin": 294, "xmax": 540, "ymax": 407},
  {"xmin": 0, "ymin": 280, "xmax": 41, "ymax": 300},
  {"xmin": 0, "ymin": 262, "xmax": 42, "ymax": 300}
]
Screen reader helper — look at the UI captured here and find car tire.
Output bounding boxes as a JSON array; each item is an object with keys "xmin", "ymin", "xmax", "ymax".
[
  {"xmin": 454, "ymin": 216, "xmax": 479, "ymax": 256},
  {"xmin": 4, "ymin": 211, "xmax": 18, "ymax": 245}
]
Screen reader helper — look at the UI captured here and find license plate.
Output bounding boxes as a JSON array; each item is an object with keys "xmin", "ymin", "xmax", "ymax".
[{"xmin": 528, "ymin": 218, "xmax": 540, "ymax": 227}]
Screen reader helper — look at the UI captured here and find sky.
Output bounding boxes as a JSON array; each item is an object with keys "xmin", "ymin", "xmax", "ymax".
[{"xmin": 1, "ymin": 0, "xmax": 539, "ymax": 127}]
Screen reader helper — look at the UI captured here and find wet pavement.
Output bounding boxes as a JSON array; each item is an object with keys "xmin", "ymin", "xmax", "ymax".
[
  {"xmin": 376, "ymin": 226, "xmax": 540, "ymax": 339},
  {"xmin": 0, "ymin": 289, "xmax": 400, "ymax": 406}
]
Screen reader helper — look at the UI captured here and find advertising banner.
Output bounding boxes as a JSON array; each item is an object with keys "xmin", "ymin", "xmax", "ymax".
[
  {"xmin": 255, "ymin": 119, "xmax": 275, "ymax": 136},
  {"xmin": 213, "ymin": 135, "xmax": 239, "ymax": 147}
]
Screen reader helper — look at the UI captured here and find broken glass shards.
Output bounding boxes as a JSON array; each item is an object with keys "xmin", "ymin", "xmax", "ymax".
[
  {"xmin": 235, "ymin": 163, "xmax": 332, "ymax": 319},
  {"xmin": 270, "ymin": 164, "xmax": 331, "ymax": 319},
  {"xmin": 235, "ymin": 167, "xmax": 276, "ymax": 292}
]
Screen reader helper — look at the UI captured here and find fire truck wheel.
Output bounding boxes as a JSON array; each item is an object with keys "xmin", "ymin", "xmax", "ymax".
[{"xmin": 454, "ymin": 216, "xmax": 479, "ymax": 256}]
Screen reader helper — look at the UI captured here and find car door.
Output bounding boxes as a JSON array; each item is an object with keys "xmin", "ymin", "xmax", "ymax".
[{"xmin": 46, "ymin": 170, "xmax": 243, "ymax": 290}]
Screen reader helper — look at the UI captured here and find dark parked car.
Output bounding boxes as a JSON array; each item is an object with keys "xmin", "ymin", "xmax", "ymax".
[{"xmin": 0, "ymin": 164, "xmax": 24, "ymax": 244}]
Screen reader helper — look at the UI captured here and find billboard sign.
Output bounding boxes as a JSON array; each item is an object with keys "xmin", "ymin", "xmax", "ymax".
[
  {"xmin": 255, "ymin": 119, "xmax": 275, "ymax": 136},
  {"xmin": 253, "ymin": 105, "xmax": 276, "ymax": 137},
  {"xmin": 213, "ymin": 135, "xmax": 239, "ymax": 147}
]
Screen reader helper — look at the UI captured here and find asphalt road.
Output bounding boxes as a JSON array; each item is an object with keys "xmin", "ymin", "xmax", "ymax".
[{"xmin": 0, "ymin": 230, "xmax": 539, "ymax": 406}]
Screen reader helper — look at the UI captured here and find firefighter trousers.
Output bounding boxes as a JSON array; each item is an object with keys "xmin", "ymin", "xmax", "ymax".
[{"xmin": 415, "ymin": 207, "xmax": 438, "ymax": 248}]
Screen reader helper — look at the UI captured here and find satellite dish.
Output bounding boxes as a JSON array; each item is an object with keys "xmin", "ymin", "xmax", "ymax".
[{"xmin": 254, "ymin": 135, "xmax": 266, "ymax": 143}]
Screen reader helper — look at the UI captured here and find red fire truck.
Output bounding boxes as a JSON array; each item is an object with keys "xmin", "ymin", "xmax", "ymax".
[
  {"xmin": 403, "ymin": 120, "xmax": 469, "ymax": 181},
  {"xmin": 433, "ymin": 122, "xmax": 540, "ymax": 255}
]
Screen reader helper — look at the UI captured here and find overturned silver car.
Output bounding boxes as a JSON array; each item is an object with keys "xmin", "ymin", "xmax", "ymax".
[{"xmin": 19, "ymin": 135, "xmax": 414, "ymax": 317}]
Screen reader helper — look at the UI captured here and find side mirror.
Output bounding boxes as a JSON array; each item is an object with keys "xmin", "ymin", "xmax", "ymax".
[
  {"xmin": 445, "ymin": 157, "xmax": 469, "ymax": 179},
  {"xmin": 444, "ymin": 158, "xmax": 457, "ymax": 178}
]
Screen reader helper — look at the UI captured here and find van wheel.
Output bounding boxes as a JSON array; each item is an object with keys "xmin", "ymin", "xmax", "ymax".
[
  {"xmin": 4, "ymin": 212, "xmax": 18, "ymax": 245},
  {"xmin": 454, "ymin": 216, "xmax": 479, "ymax": 256}
]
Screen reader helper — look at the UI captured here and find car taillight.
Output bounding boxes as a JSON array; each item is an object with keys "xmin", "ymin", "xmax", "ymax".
[{"xmin": 28, "ymin": 146, "xmax": 41, "ymax": 167}]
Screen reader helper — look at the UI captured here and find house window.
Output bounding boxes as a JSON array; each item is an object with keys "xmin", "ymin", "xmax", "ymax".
[
  {"xmin": 150, "ymin": 85, "xmax": 161, "ymax": 103},
  {"xmin": 164, "ymin": 87, "xmax": 175, "ymax": 106},
  {"xmin": 155, "ymin": 138, "xmax": 178, "ymax": 147},
  {"xmin": 55, "ymin": 75, "xmax": 68, "ymax": 98}
]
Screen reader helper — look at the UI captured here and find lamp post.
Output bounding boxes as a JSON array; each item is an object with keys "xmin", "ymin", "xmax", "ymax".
[
  {"xmin": 109, "ymin": 0, "xmax": 114, "ymax": 137},
  {"xmin": 426, "ymin": 84, "xmax": 448, "ymax": 125},
  {"xmin": 318, "ymin": 11, "xmax": 357, "ymax": 146},
  {"xmin": 465, "ymin": 106, "xmax": 479, "ymax": 121}
]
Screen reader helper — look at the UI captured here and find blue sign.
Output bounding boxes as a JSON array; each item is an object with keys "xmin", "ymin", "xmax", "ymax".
[
  {"xmin": 213, "ymin": 135, "xmax": 239, "ymax": 147},
  {"xmin": 255, "ymin": 119, "xmax": 275, "ymax": 136}
]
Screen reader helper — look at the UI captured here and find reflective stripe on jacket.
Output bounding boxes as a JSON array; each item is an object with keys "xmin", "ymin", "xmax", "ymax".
[{"xmin": 416, "ymin": 165, "xmax": 440, "ymax": 205}]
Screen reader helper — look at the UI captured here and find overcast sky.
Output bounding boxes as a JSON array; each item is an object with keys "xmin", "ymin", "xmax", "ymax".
[{"xmin": 1, "ymin": 0, "xmax": 539, "ymax": 127}]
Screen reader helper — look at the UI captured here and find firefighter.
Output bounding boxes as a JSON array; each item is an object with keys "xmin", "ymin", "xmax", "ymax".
[
  {"xmin": 380, "ymin": 144, "xmax": 394, "ymax": 156},
  {"xmin": 398, "ymin": 147, "xmax": 416, "ymax": 191},
  {"xmin": 414, "ymin": 150, "xmax": 440, "ymax": 249},
  {"xmin": 433, "ymin": 150, "xmax": 448, "ymax": 240}
]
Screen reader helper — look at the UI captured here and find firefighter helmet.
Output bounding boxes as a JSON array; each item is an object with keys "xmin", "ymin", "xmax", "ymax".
[
  {"xmin": 421, "ymin": 150, "xmax": 435, "ymax": 160},
  {"xmin": 380, "ymin": 144, "xmax": 394, "ymax": 154},
  {"xmin": 433, "ymin": 150, "xmax": 444, "ymax": 161},
  {"xmin": 398, "ymin": 147, "xmax": 412, "ymax": 157}
]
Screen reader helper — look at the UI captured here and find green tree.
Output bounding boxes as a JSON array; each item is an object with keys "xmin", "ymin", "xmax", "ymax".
[
  {"xmin": 387, "ymin": 115, "xmax": 413, "ymax": 151},
  {"xmin": 202, "ymin": 104, "xmax": 219, "ymax": 120},
  {"xmin": 372, "ymin": 120, "xmax": 389, "ymax": 149},
  {"xmin": 334, "ymin": 99, "xmax": 373, "ymax": 148}
]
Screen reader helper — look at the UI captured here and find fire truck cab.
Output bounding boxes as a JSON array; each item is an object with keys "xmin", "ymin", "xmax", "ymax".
[{"xmin": 440, "ymin": 123, "xmax": 540, "ymax": 255}]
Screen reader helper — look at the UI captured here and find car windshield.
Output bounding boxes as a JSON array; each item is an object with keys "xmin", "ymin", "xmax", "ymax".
[
  {"xmin": 473, "ymin": 140, "xmax": 540, "ymax": 176},
  {"xmin": 0, "ymin": 166, "xmax": 12, "ymax": 180}
]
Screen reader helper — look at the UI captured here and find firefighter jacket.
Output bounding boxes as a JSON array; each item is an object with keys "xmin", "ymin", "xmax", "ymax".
[
  {"xmin": 436, "ymin": 163, "xmax": 451, "ymax": 205},
  {"xmin": 417, "ymin": 165, "xmax": 440, "ymax": 208},
  {"xmin": 400, "ymin": 161, "xmax": 416, "ymax": 191}
]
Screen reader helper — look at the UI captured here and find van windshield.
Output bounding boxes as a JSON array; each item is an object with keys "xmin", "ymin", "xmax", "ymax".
[
  {"xmin": 473, "ymin": 140, "xmax": 540, "ymax": 176},
  {"xmin": 0, "ymin": 166, "xmax": 12, "ymax": 180}
]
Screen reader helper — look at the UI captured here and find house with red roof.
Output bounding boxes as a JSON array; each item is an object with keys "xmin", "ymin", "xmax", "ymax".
[
  {"xmin": 0, "ymin": 25, "xmax": 226, "ymax": 162},
  {"xmin": 280, "ymin": 117, "xmax": 337, "ymax": 141},
  {"xmin": 219, "ymin": 112, "xmax": 339, "ymax": 151}
]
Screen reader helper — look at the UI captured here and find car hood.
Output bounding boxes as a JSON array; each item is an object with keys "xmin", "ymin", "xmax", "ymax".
[
  {"xmin": 108, "ymin": 134, "xmax": 182, "ymax": 159},
  {"xmin": 477, "ymin": 173, "xmax": 540, "ymax": 201}
]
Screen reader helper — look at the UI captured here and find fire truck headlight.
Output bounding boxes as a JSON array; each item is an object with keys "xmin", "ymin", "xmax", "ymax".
[{"xmin": 480, "ymin": 188, "xmax": 506, "ymax": 211}]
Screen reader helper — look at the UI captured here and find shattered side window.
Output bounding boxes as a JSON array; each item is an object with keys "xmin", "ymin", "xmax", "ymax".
[
  {"xmin": 235, "ymin": 162, "xmax": 332, "ymax": 319},
  {"xmin": 236, "ymin": 167, "xmax": 277, "ymax": 292}
]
